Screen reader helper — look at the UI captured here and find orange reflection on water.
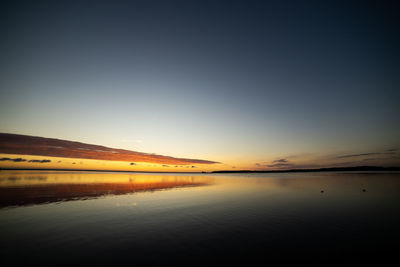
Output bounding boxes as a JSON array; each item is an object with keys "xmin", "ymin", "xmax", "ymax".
[{"xmin": 0, "ymin": 171, "xmax": 213, "ymax": 208}]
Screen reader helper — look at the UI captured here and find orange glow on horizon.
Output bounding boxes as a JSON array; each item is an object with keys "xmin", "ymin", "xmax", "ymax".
[{"xmin": 0, "ymin": 133, "xmax": 220, "ymax": 171}]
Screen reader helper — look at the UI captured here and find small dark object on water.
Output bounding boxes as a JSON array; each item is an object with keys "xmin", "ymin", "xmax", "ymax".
[
  {"xmin": 362, "ymin": 189, "xmax": 366, "ymax": 192},
  {"xmin": 320, "ymin": 190, "xmax": 324, "ymax": 193}
]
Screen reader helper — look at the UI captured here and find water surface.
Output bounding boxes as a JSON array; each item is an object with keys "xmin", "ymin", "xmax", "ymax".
[{"xmin": 0, "ymin": 171, "xmax": 399, "ymax": 264}]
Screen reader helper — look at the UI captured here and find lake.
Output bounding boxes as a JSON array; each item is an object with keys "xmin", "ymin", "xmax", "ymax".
[{"xmin": 0, "ymin": 170, "xmax": 399, "ymax": 264}]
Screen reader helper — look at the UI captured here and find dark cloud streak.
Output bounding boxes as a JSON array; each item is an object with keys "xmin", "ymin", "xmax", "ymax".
[
  {"xmin": 336, "ymin": 151, "xmax": 396, "ymax": 159},
  {"xmin": 0, "ymin": 157, "xmax": 51, "ymax": 163},
  {"xmin": 272, "ymin": 159, "xmax": 288, "ymax": 163},
  {"xmin": 0, "ymin": 157, "xmax": 27, "ymax": 162},
  {"xmin": 0, "ymin": 133, "xmax": 219, "ymax": 165},
  {"xmin": 28, "ymin": 159, "xmax": 51, "ymax": 163}
]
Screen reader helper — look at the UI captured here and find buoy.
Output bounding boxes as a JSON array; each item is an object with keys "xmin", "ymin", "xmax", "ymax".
[{"xmin": 320, "ymin": 190, "xmax": 324, "ymax": 193}]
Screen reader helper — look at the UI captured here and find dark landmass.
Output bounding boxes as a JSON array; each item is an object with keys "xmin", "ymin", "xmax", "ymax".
[{"xmin": 212, "ymin": 166, "xmax": 400, "ymax": 173}]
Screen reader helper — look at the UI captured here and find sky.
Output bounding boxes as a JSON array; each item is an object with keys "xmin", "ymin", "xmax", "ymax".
[{"xmin": 1, "ymin": 0, "xmax": 399, "ymax": 171}]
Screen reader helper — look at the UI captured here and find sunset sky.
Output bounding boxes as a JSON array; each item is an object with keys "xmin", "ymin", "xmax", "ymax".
[{"xmin": 1, "ymin": 0, "xmax": 399, "ymax": 171}]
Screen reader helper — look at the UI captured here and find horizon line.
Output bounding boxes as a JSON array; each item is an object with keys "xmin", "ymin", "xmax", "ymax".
[{"xmin": 1, "ymin": 165, "xmax": 399, "ymax": 174}]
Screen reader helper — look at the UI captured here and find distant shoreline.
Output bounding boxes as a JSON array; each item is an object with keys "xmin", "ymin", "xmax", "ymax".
[
  {"xmin": 1, "ymin": 166, "xmax": 400, "ymax": 173},
  {"xmin": 211, "ymin": 166, "xmax": 400, "ymax": 173}
]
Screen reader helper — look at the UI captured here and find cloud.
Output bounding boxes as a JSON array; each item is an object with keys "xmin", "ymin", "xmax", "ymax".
[
  {"xmin": 272, "ymin": 158, "xmax": 288, "ymax": 163},
  {"xmin": 361, "ymin": 157, "xmax": 388, "ymax": 162},
  {"xmin": 255, "ymin": 158, "xmax": 318, "ymax": 169},
  {"xmin": 336, "ymin": 151, "xmax": 396, "ymax": 159},
  {"xmin": 162, "ymin": 165, "xmax": 169, "ymax": 167},
  {"xmin": 0, "ymin": 157, "xmax": 27, "ymax": 162},
  {"xmin": 267, "ymin": 163, "xmax": 295, "ymax": 168},
  {"xmin": 0, "ymin": 133, "xmax": 220, "ymax": 165},
  {"xmin": 28, "ymin": 159, "xmax": 51, "ymax": 163},
  {"xmin": 256, "ymin": 158, "xmax": 289, "ymax": 167},
  {"xmin": 254, "ymin": 150, "xmax": 400, "ymax": 170},
  {"xmin": 359, "ymin": 155, "xmax": 400, "ymax": 162},
  {"xmin": 0, "ymin": 158, "xmax": 51, "ymax": 163},
  {"xmin": 255, "ymin": 159, "xmax": 295, "ymax": 169}
]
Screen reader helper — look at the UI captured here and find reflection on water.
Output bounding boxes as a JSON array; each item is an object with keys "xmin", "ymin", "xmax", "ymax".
[
  {"xmin": 0, "ymin": 171, "xmax": 399, "ymax": 264},
  {"xmin": 0, "ymin": 171, "xmax": 212, "ymax": 207}
]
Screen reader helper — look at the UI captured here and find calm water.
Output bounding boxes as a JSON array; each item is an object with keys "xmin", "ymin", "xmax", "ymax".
[{"xmin": 0, "ymin": 170, "xmax": 399, "ymax": 264}]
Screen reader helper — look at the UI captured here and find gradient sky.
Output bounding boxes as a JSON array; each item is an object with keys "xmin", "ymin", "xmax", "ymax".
[{"xmin": 1, "ymin": 0, "xmax": 399, "ymax": 170}]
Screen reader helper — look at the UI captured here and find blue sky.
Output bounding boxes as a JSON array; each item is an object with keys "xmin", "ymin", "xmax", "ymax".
[{"xmin": 1, "ymin": 0, "xmax": 399, "ymax": 169}]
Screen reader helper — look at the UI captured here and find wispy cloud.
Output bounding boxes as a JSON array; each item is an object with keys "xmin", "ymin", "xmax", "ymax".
[
  {"xmin": 361, "ymin": 157, "xmax": 400, "ymax": 162},
  {"xmin": 28, "ymin": 159, "xmax": 51, "ymax": 163},
  {"xmin": 254, "ymin": 150, "xmax": 400, "ymax": 171},
  {"xmin": 255, "ymin": 157, "xmax": 321, "ymax": 170},
  {"xmin": 0, "ymin": 133, "xmax": 219, "ymax": 165},
  {"xmin": 0, "ymin": 157, "xmax": 27, "ymax": 162},
  {"xmin": 336, "ymin": 151, "xmax": 396, "ymax": 159},
  {"xmin": 272, "ymin": 158, "xmax": 288, "ymax": 163},
  {"xmin": 255, "ymin": 158, "xmax": 295, "ymax": 169},
  {"xmin": 267, "ymin": 162, "xmax": 295, "ymax": 168},
  {"xmin": 0, "ymin": 157, "xmax": 51, "ymax": 163}
]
